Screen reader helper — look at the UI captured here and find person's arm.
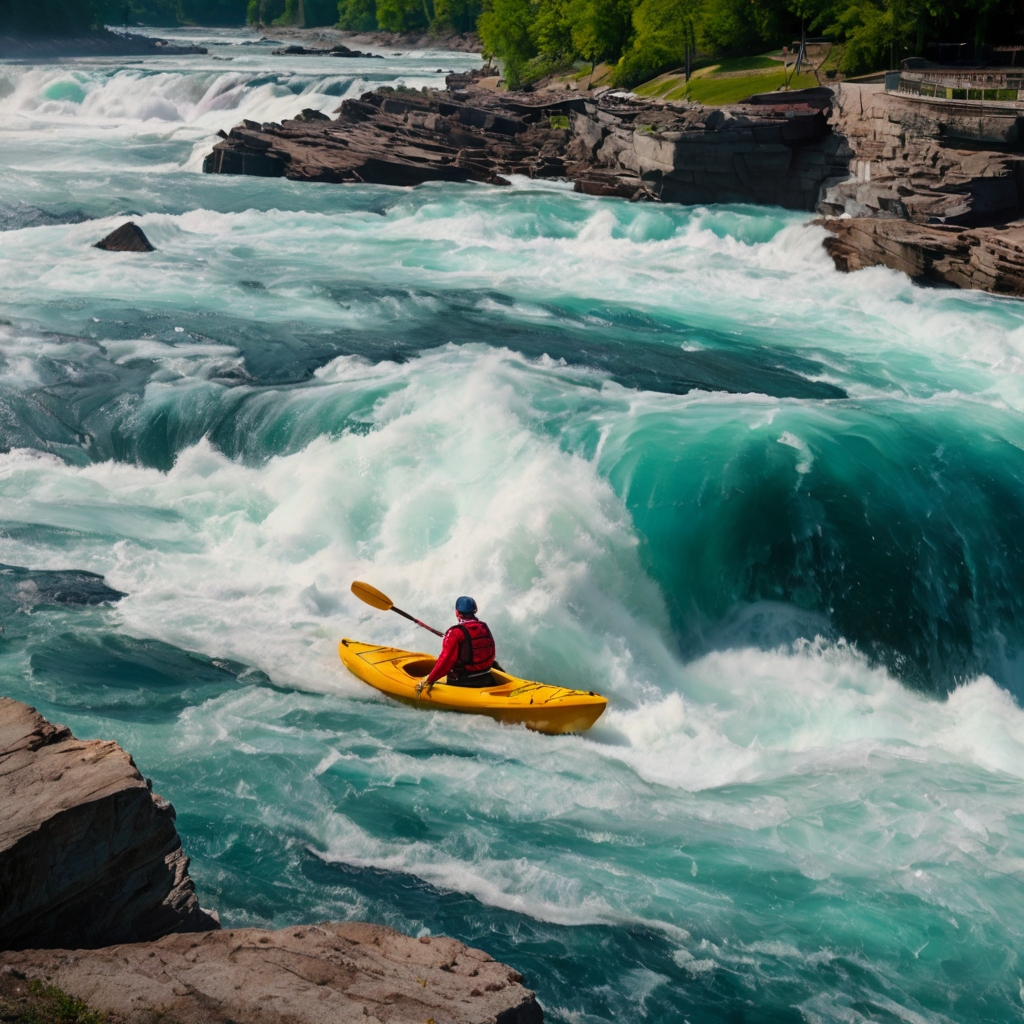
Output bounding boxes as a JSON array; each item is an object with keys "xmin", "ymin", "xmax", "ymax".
[{"xmin": 424, "ymin": 629, "xmax": 460, "ymax": 685}]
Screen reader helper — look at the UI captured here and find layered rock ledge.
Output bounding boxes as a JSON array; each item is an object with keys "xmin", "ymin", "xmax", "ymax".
[
  {"xmin": 0, "ymin": 698, "xmax": 219, "ymax": 950},
  {"xmin": 816, "ymin": 82, "xmax": 1024, "ymax": 296},
  {"xmin": 0, "ymin": 923, "xmax": 543, "ymax": 1024},
  {"xmin": 203, "ymin": 74, "xmax": 845, "ymax": 211},
  {"xmin": 821, "ymin": 216, "xmax": 1024, "ymax": 295}
]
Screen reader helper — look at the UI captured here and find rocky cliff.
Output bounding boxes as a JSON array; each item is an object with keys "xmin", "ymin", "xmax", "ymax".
[
  {"xmin": 0, "ymin": 698, "xmax": 219, "ymax": 950},
  {"xmin": 0, "ymin": 923, "xmax": 543, "ymax": 1024},
  {"xmin": 815, "ymin": 83, "xmax": 1024, "ymax": 295},
  {"xmin": 820, "ymin": 83, "xmax": 1023, "ymax": 226}
]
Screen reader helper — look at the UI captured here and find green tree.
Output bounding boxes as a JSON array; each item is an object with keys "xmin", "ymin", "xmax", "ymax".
[
  {"xmin": 375, "ymin": 0, "xmax": 429, "ymax": 30},
  {"xmin": 247, "ymin": 0, "xmax": 286, "ymax": 23},
  {"xmin": 613, "ymin": 0, "xmax": 696, "ymax": 86},
  {"xmin": 433, "ymin": 0, "xmax": 482, "ymax": 31},
  {"xmin": 0, "ymin": 0, "xmax": 103, "ymax": 32},
  {"xmin": 699, "ymin": 0, "xmax": 783, "ymax": 52},
  {"xmin": 530, "ymin": 0, "xmax": 573, "ymax": 57},
  {"xmin": 176, "ymin": 0, "xmax": 247, "ymax": 22},
  {"xmin": 568, "ymin": 0, "xmax": 635, "ymax": 65},
  {"xmin": 478, "ymin": 0, "xmax": 538, "ymax": 85},
  {"xmin": 337, "ymin": 0, "xmax": 376, "ymax": 27}
]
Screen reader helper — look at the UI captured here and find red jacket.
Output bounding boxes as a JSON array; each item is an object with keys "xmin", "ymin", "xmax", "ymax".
[{"xmin": 427, "ymin": 617, "xmax": 495, "ymax": 683}]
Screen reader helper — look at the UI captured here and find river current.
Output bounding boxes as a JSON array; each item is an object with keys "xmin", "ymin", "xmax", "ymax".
[{"xmin": 3, "ymin": 26, "xmax": 1024, "ymax": 1023}]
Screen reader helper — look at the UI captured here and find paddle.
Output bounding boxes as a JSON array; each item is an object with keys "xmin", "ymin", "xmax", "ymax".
[{"xmin": 350, "ymin": 581, "xmax": 445, "ymax": 638}]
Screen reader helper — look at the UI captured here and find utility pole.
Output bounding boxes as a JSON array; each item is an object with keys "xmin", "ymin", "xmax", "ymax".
[
  {"xmin": 794, "ymin": 18, "xmax": 805, "ymax": 77},
  {"xmin": 684, "ymin": 17, "xmax": 694, "ymax": 82}
]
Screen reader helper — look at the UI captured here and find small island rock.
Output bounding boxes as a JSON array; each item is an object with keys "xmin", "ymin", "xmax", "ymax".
[{"xmin": 94, "ymin": 221, "xmax": 155, "ymax": 252}]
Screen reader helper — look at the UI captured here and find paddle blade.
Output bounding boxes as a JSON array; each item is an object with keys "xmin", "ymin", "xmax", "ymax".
[{"xmin": 351, "ymin": 580, "xmax": 393, "ymax": 611}]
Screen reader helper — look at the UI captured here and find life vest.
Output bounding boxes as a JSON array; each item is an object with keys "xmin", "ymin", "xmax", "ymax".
[{"xmin": 450, "ymin": 618, "xmax": 495, "ymax": 677}]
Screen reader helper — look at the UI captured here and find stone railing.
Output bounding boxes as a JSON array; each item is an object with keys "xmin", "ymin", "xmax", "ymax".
[{"xmin": 886, "ymin": 70, "xmax": 1024, "ymax": 105}]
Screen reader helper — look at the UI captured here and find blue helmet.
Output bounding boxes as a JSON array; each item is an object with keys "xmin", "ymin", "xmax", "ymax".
[{"xmin": 455, "ymin": 595, "xmax": 477, "ymax": 615}]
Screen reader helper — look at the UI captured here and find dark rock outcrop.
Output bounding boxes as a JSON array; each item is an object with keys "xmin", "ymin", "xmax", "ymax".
[
  {"xmin": 821, "ymin": 216, "xmax": 1024, "ymax": 295},
  {"xmin": 0, "ymin": 923, "xmax": 543, "ymax": 1024},
  {"xmin": 203, "ymin": 82, "xmax": 845, "ymax": 212},
  {"xmin": 272, "ymin": 43, "xmax": 382, "ymax": 58},
  {"xmin": 0, "ymin": 698, "xmax": 219, "ymax": 951},
  {"xmin": 94, "ymin": 221, "xmax": 155, "ymax": 252}
]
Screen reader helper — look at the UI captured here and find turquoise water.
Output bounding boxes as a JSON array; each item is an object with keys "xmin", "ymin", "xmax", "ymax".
[{"xmin": 4, "ymin": 27, "xmax": 1024, "ymax": 1024}]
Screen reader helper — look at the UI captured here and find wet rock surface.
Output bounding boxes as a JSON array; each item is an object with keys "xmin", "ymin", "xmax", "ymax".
[
  {"xmin": 0, "ymin": 923, "xmax": 543, "ymax": 1024},
  {"xmin": 0, "ymin": 699, "xmax": 219, "ymax": 951},
  {"xmin": 0, "ymin": 562, "xmax": 126, "ymax": 614},
  {"xmin": 94, "ymin": 222, "xmax": 155, "ymax": 252},
  {"xmin": 203, "ymin": 75, "xmax": 844, "ymax": 211}
]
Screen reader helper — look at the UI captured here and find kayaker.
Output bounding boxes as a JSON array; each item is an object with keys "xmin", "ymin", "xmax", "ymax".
[{"xmin": 416, "ymin": 596, "xmax": 496, "ymax": 694}]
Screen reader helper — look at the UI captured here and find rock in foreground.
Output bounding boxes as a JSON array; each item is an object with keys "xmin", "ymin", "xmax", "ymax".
[
  {"xmin": 0, "ymin": 922, "xmax": 543, "ymax": 1024},
  {"xmin": 0, "ymin": 698, "xmax": 218, "ymax": 950}
]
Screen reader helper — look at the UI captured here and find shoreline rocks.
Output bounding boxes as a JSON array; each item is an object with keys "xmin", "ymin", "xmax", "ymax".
[
  {"xmin": 820, "ymin": 215, "xmax": 1024, "ymax": 295},
  {"xmin": 0, "ymin": 698, "xmax": 218, "ymax": 951},
  {"xmin": 0, "ymin": 700, "xmax": 543, "ymax": 1022},
  {"xmin": 262, "ymin": 25, "xmax": 482, "ymax": 53},
  {"xmin": 203, "ymin": 77, "xmax": 845, "ymax": 211},
  {"xmin": 272, "ymin": 42, "xmax": 383, "ymax": 58},
  {"xmin": 0, "ymin": 923, "xmax": 543, "ymax": 1024},
  {"xmin": 814, "ymin": 82, "xmax": 1024, "ymax": 295},
  {"xmin": 199, "ymin": 67, "xmax": 1024, "ymax": 298}
]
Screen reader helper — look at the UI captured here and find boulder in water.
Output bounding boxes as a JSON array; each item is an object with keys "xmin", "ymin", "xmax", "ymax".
[{"xmin": 94, "ymin": 221, "xmax": 154, "ymax": 252}]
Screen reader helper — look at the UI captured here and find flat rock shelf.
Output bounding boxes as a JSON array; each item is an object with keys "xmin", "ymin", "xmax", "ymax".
[{"xmin": 0, "ymin": 924, "xmax": 544, "ymax": 1024}]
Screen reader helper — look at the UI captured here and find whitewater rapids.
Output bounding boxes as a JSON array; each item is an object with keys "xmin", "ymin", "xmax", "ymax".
[{"xmin": 3, "ymin": 27, "xmax": 1024, "ymax": 1024}]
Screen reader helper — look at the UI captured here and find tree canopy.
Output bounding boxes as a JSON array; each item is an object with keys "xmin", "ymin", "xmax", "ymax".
[{"xmin": 476, "ymin": 0, "xmax": 1024, "ymax": 87}]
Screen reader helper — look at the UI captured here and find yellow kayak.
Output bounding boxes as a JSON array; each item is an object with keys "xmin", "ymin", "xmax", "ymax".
[{"xmin": 338, "ymin": 638, "xmax": 607, "ymax": 734}]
